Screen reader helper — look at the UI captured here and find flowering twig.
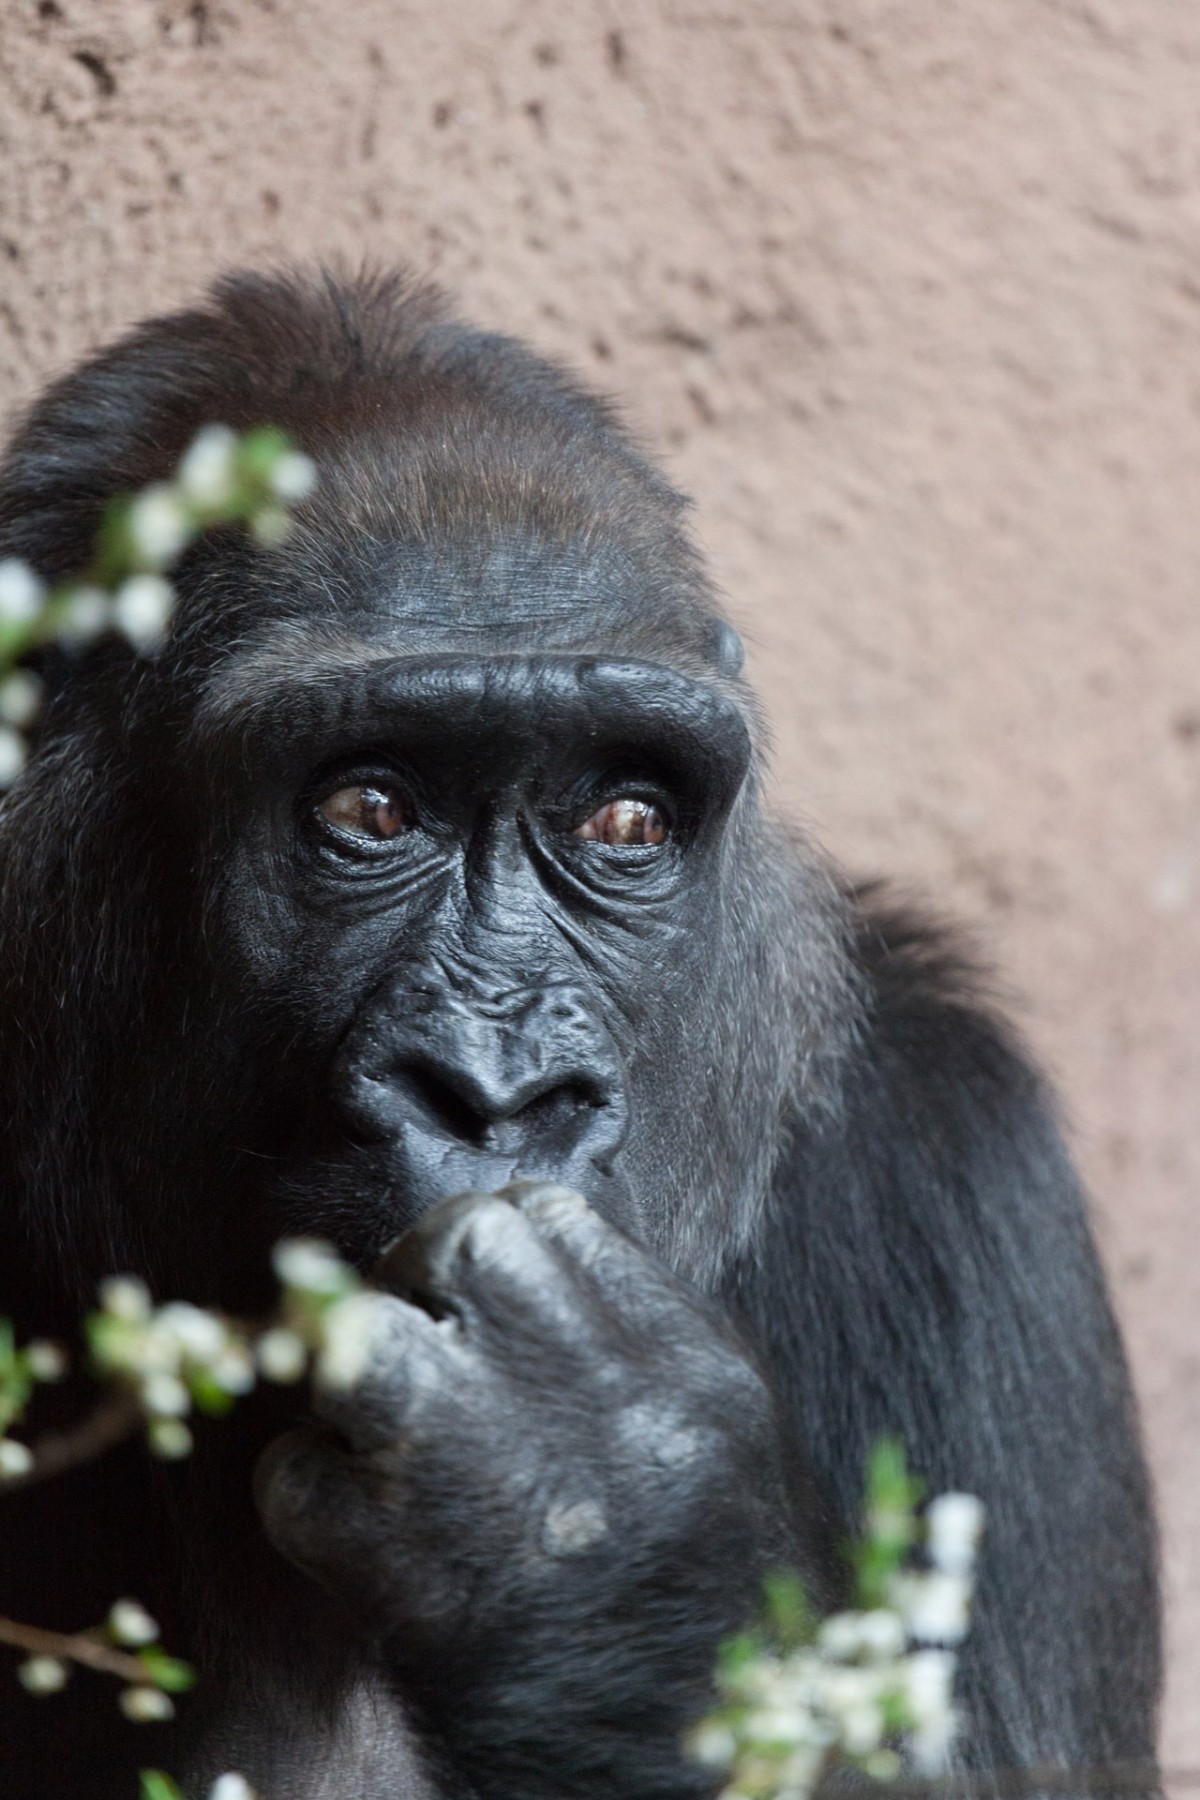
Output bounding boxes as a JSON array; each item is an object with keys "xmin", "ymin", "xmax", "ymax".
[
  {"xmin": 688, "ymin": 1439, "xmax": 984, "ymax": 1800},
  {"xmin": 0, "ymin": 1615, "xmax": 155, "ymax": 1686},
  {"xmin": 0, "ymin": 1596, "xmax": 193, "ymax": 1721},
  {"xmin": 0, "ymin": 1387, "xmax": 143, "ymax": 1492},
  {"xmin": 0, "ymin": 422, "xmax": 316, "ymax": 786}
]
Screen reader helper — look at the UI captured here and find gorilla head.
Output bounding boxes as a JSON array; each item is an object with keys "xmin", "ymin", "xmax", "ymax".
[
  {"xmin": 0, "ymin": 271, "xmax": 844, "ymax": 1310},
  {"xmin": 0, "ymin": 271, "xmax": 1158, "ymax": 1800}
]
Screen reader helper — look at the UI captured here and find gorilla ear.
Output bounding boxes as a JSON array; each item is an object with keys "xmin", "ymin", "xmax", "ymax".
[{"xmin": 710, "ymin": 620, "xmax": 745, "ymax": 678}]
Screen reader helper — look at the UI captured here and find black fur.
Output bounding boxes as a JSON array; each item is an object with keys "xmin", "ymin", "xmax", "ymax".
[{"xmin": 0, "ymin": 270, "xmax": 1159, "ymax": 1799}]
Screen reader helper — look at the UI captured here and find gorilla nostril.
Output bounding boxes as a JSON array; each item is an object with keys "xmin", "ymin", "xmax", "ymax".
[
  {"xmin": 402, "ymin": 1064, "xmax": 491, "ymax": 1147},
  {"xmin": 507, "ymin": 1080, "xmax": 604, "ymax": 1138}
]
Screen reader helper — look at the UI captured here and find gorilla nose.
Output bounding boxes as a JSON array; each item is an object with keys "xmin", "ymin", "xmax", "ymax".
[
  {"xmin": 337, "ymin": 983, "xmax": 629, "ymax": 1170},
  {"xmin": 398, "ymin": 1045, "xmax": 611, "ymax": 1150}
]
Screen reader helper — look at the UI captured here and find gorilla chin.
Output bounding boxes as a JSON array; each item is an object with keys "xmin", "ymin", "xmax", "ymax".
[{"xmin": 0, "ymin": 267, "xmax": 1159, "ymax": 1800}]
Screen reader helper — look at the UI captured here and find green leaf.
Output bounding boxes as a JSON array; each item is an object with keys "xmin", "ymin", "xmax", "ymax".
[
  {"xmin": 139, "ymin": 1773, "xmax": 183, "ymax": 1800},
  {"xmin": 236, "ymin": 426, "xmax": 291, "ymax": 484},
  {"xmin": 93, "ymin": 498, "xmax": 137, "ymax": 588},
  {"xmin": 865, "ymin": 1435, "xmax": 923, "ymax": 1519},
  {"xmin": 186, "ymin": 1366, "xmax": 236, "ymax": 1417},
  {"xmin": 716, "ymin": 1629, "xmax": 763, "ymax": 1681},
  {"xmin": 761, "ymin": 1567, "xmax": 814, "ymax": 1652},
  {"xmin": 850, "ymin": 1434, "xmax": 924, "ymax": 1606},
  {"xmin": 137, "ymin": 1647, "xmax": 196, "ymax": 1694}
]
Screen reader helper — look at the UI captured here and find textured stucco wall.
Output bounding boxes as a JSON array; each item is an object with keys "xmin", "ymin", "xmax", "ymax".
[{"xmin": 1, "ymin": 0, "xmax": 1197, "ymax": 1766}]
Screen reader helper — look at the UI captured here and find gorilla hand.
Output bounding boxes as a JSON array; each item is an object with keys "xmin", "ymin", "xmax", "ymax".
[{"xmin": 255, "ymin": 1183, "xmax": 796, "ymax": 1800}]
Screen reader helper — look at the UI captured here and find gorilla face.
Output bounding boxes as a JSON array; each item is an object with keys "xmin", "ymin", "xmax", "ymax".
[
  {"xmin": 199, "ymin": 630, "xmax": 750, "ymax": 1263},
  {"xmin": 97, "ymin": 496, "xmax": 765, "ymax": 1311}
]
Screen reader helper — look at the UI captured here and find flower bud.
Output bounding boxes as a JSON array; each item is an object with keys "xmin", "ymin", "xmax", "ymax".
[
  {"xmin": 127, "ymin": 486, "xmax": 190, "ymax": 569},
  {"xmin": 99, "ymin": 1275, "xmax": 153, "ymax": 1322},
  {"xmin": 18, "ymin": 1656, "xmax": 69, "ymax": 1694},
  {"xmin": 256, "ymin": 1326, "xmax": 307, "ymax": 1383},
  {"xmin": 0, "ymin": 726, "xmax": 26, "ymax": 787},
  {"xmin": 0, "ymin": 1439, "xmax": 34, "ymax": 1479},
  {"xmin": 119, "ymin": 1685, "xmax": 175, "ymax": 1721},
  {"xmin": 0, "ymin": 558, "xmax": 45, "ymax": 624},
  {"xmin": 179, "ymin": 425, "xmax": 238, "ymax": 508},
  {"xmin": 113, "ymin": 574, "xmax": 174, "ymax": 651},
  {"xmin": 108, "ymin": 1598, "xmax": 160, "ymax": 1646},
  {"xmin": 0, "ymin": 671, "xmax": 43, "ymax": 729},
  {"xmin": 148, "ymin": 1417, "xmax": 193, "ymax": 1460}
]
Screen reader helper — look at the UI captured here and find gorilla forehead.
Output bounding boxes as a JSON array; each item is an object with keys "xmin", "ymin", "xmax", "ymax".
[
  {"xmin": 195, "ymin": 642, "xmax": 751, "ymax": 802},
  {"xmin": 191, "ymin": 493, "xmax": 732, "ymax": 685}
]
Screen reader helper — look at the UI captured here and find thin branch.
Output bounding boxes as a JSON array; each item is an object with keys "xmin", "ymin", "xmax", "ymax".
[
  {"xmin": 0, "ymin": 1616, "xmax": 146, "ymax": 1683},
  {"xmin": 1, "ymin": 1387, "xmax": 143, "ymax": 1492}
]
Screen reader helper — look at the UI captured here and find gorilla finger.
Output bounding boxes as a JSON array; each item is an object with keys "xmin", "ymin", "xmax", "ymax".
[
  {"xmin": 500, "ymin": 1181, "xmax": 731, "ymax": 1352},
  {"xmin": 373, "ymin": 1190, "xmax": 595, "ymax": 1346},
  {"xmin": 503, "ymin": 1181, "xmax": 688, "ymax": 1296},
  {"xmin": 308, "ymin": 1287, "xmax": 464, "ymax": 1452},
  {"xmin": 254, "ymin": 1425, "xmax": 405, "ymax": 1606}
]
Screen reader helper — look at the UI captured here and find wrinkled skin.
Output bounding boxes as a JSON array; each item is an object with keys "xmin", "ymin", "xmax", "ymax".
[{"xmin": 0, "ymin": 271, "xmax": 1160, "ymax": 1800}]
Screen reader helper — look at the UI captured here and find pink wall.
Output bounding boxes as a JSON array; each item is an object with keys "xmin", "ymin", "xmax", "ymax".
[{"xmin": 2, "ymin": 0, "xmax": 1196, "ymax": 1766}]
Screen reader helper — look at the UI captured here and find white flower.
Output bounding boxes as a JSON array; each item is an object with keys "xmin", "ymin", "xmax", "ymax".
[
  {"xmin": 256, "ymin": 1326, "xmax": 308, "ymax": 1383},
  {"xmin": 855, "ymin": 1609, "xmax": 906, "ymax": 1661},
  {"xmin": 268, "ymin": 450, "xmax": 317, "ymax": 503},
  {"xmin": 0, "ymin": 671, "xmax": 43, "ymax": 728},
  {"xmin": 119, "ymin": 1685, "xmax": 175, "ymax": 1722},
  {"xmin": 838, "ymin": 1697, "xmax": 884, "ymax": 1756},
  {"xmin": 745, "ymin": 1704, "xmax": 811, "ymax": 1743},
  {"xmin": 99, "ymin": 1275, "xmax": 152, "ymax": 1322},
  {"xmin": 209, "ymin": 1777, "xmax": 258, "ymax": 1800},
  {"xmin": 17, "ymin": 1655, "xmax": 69, "ymax": 1694},
  {"xmin": 816, "ymin": 1612, "xmax": 862, "ymax": 1661},
  {"xmin": 210, "ymin": 1343, "xmax": 255, "ymax": 1395},
  {"xmin": 113, "ymin": 574, "xmax": 174, "ymax": 650},
  {"xmin": 272, "ymin": 1237, "xmax": 348, "ymax": 1296},
  {"xmin": 0, "ymin": 558, "xmax": 45, "ymax": 625},
  {"xmin": 816, "ymin": 1609, "xmax": 903, "ymax": 1663},
  {"xmin": 903, "ymin": 1647, "xmax": 956, "ymax": 1726},
  {"xmin": 909, "ymin": 1707, "xmax": 958, "ymax": 1774},
  {"xmin": 179, "ymin": 425, "xmax": 238, "ymax": 508},
  {"xmin": 0, "ymin": 726, "xmax": 26, "ymax": 786},
  {"xmin": 250, "ymin": 504, "xmax": 291, "ymax": 548},
  {"xmin": 142, "ymin": 1372, "xmax": 190, "ymax": 1418},
  {"xmin": 155, "ymin": 1301, "xmax": 226, "ymax": 1362},
  {"xmin": 686, "ymin": 1723, "xmax": 736, "ymax": 1768},
  {"xmin": 108, "ymin": 1598, "xmax": 159, "ymax": 1646},
  {"xmin": 97, "ymin": 1322, "xmax": 182, "ymax": 1384},
  {"xmin": 25, "ymin": 1338, "xmax": 67, "ymax": 1381},
  {"xmin": 925, "ymin": 1492, "xmax": 984, "ymax": 1575},
  {"xmin": 896, "ymin": 1570, "xmax": 972, "ymax": 1645},
  {"xmin": 56, "ymin": 585, "xmax": 113, "ymax": 642},
  {"xmin": 148, "ymin": 1417, "xmax": 193, "ymax": 1459},
  {"xmin": 317, "ymin": 1291, "xmax": 383, "ymax": 1390},
  {"xmin": 128, "ymin": 485, "xmax": 190, "ymax": 569},
  {"xmin": 0, "ymin": 1438, "xmax": 34, "ymax": 1478}
]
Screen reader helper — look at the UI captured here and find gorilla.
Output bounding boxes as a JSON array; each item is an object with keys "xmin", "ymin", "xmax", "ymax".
[{"xmin": 0, "ymin": 270, "xmax": 1159, "ymax": 1800}]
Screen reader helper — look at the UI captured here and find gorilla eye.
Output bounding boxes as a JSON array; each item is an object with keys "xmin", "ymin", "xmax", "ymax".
[
  {"xmin": 574, "ymin": 798, "xmax": 668, "ymax": 847},
  {"xmin": 315, "ymin": 781, "xmax": 410, "ymax": 843}
]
